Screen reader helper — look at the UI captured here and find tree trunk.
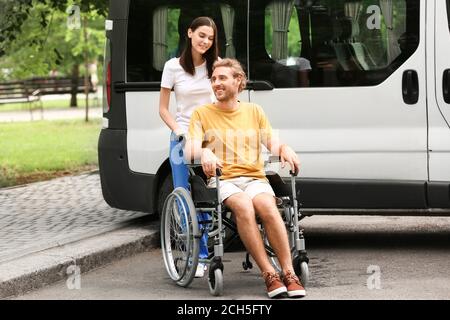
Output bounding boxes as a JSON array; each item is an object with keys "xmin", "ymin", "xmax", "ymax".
[
  {"xmin": 70, "ymin": 64, "xmax": 79, "ymax": 108},
  {"xmin": 83, "ymin": 15, "xmax": 89, "ymax": 122}
]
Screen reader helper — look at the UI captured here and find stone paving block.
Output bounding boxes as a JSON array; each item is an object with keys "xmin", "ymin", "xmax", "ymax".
[{"xmin": 0, "ymin": 172, "xmax": 152, "ymax": 264}]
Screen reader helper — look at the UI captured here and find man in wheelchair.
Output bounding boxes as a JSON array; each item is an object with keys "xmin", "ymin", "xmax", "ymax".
[{"xmin": 184, "ymin": 58, "xmax": 306, "ymax": 298}]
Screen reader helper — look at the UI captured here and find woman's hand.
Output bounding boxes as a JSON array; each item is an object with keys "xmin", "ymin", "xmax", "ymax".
[{"xmin": 174, "ymin": 128, "xmax": 185, "ymax": 137}]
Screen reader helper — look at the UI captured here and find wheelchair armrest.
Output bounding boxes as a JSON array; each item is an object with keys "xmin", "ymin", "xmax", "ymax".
[
  {"xmin": 264, "ymin": 155, "xmax": 281, "ymax": 166},
  {"xmin": 187, "ymin": 163, "xmax": 202, "ymax": 168},
  {"xmin": 265, "ymin": 156, "xmax": 299, "ymax": 177},
  {"xmin": 265, "ymin": 171, "xmax": 292, "ymax": 197},
  {"xmin": 188, "ymin": 163, "xmax": 222, "ymax": 177}
]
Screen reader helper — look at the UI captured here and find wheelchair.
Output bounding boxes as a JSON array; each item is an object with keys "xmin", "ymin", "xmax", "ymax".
[{"xmin": 160, "ymin": 157, "xmax": 310, "ymax": 296}]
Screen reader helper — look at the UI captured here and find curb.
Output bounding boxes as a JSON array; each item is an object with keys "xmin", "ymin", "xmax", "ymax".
[{"xmin": 0, "ymin": 219, "xmax": 160, "ymax": 299}]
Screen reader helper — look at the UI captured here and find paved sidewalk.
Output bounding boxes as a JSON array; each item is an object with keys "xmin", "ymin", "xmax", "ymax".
[
  {"xmin": 0, "ymin": 172, "xmax": 158, "ymax": 298},
  {"xmin": 0, "ymin": 172, "xmax": 148, "ymax": 263},
  {"xmin": 0, "ymin": 97, "xmax": 153, "ymax": 298},
  {"xmin": 0, "ymin": 107, "xmax": 102, "ymax": 122}
]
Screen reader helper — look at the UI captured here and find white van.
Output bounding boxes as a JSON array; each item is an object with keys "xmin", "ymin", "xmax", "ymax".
[{"xmin": 99, "ymin": 0, "xmax": 450, "ymax": 215}]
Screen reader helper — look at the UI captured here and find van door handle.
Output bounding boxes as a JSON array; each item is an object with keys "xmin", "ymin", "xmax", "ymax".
[
  {"xmin": 443, "ymin": 69, "xmax": 450, "ymax": 104},
  {"xmin": 246, "ymin": 80, "xmax": 274, "ymax": 91},
  {"xmin": 402, "ymin": 70, "xmax": 419, "ymax": 105}
]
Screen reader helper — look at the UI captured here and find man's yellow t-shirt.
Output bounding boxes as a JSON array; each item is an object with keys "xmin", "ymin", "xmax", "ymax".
[{"xmin": 188, "ymin": 102, "xmax": 273, "ymax": 181}]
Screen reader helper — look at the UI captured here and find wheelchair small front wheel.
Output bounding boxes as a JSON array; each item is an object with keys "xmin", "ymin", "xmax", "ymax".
[
  {"xmin": 242, "ymin": 260, "xmax": 253, "ymax": 270},
  {"xmin": 208, "ymin": 268, "xmax": 223, "ymax": 296},
  {"xmin": 300, "ymin": 262, "xmax": 309, "ymax": 286},
  {"xmin": 161, "ymin": 187, "xmax": 200, "ymax": 288},
  {"xmin": 293, "ymin": 256, "xmax": 309, "ymax": 287}
]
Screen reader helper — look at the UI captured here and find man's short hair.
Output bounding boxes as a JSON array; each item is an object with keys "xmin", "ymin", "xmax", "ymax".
[{"xmin": 213, "ymin": 58, "xmax": 247, "ymax": 92}]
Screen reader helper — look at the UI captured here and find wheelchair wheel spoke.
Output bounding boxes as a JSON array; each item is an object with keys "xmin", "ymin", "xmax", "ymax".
[{"xmin": 161, "ymin": 188, "xmax": 200, "ymax": 288}]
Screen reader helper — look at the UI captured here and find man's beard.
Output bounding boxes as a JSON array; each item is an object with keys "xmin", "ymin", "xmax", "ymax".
[{"xmin": 215, "ymin": 89, "xmax": 234, "ymax": 102}]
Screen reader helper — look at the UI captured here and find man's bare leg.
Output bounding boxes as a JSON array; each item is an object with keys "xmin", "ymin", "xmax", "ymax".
[
  {"xmin": 224, "ymin": 192, "xmax": 275, "ymax": 273},
  {"xmin": 252, "ymin": 193, "xmax": 294, "ymax": 274}
]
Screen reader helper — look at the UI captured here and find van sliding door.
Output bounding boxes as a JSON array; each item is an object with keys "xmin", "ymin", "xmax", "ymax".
[
  {"xmin": 425, "ymin": 0, "xmax": 450, "ymax": 208},
  {"xmin": 248, "ymin": 0, "xmax": 427, "ymax": 208},
  {"xmin": 124, "ymin": 0, "xmax": 248, "ymax": 174},
  {"xmin": 428, "ymin": 0, "xmax": 450, "ymax": 183}
]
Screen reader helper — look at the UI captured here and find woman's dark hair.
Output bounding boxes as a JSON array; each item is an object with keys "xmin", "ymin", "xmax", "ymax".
[{"xmin": 179, "ymin": 16, "xmax": 218, "ymax": 78}]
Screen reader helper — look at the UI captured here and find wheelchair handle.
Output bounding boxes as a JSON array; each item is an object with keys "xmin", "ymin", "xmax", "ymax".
[{"xmin": 176, "ymin": 133, "xmax": 186, "ymax": 145}]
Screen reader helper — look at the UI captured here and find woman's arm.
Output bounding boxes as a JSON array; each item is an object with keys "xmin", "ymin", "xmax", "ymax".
[{"xmin": 159, "ymin": 87, "xmax": 183, "ymax": 135}]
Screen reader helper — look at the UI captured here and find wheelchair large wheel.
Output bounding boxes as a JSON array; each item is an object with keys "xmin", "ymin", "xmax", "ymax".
[{"xmin": 161, "ymin": 187, "xmax": 200, "ymax": 287}]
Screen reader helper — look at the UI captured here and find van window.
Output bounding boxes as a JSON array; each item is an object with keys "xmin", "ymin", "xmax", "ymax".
[
  {"xmin": 249, "ymin": 0, "xmax": 420, "ymax": 88},
  {"xmin": 264, "ymin": 5, "xmax": 301, "ymax": 59},
  {"xmin": 127, "ymin": 0, "xmax": 247, "ymax": 82}
]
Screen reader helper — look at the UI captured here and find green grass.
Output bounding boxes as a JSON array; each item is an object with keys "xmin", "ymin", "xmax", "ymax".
[
  {"xmin": 0, "ymin": 119, "xmax": 101, "ymax": 187},
  {"xmin": 0, "ymin": 98, "xmax": 100, "ymax": 112}
]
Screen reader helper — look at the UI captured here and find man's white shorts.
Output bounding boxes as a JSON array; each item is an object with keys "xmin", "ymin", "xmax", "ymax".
[{"xmin": 207, "ymin": 177, "xmax": 275, "ymax": 202}]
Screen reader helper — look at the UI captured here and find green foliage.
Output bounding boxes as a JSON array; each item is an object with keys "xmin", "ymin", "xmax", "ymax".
[
  {"xmin": 0, "ymin": 0, "xmax": 33, "ymax": 56},
  {"xmin": 0, "ymin": 0, "xmax": 107, "ymax": 56},
  {"xmin": 0, "ymin": 0, "xmax": 106, "ymax": 80},
  {"xmin": 265, "ymin": 6, "xmax": 301, "ymax": 58},
  {"xmin": 45, "ymin": 0, "xmax": 108, "ymax": 15},
  {"xmin": 167, "ymin": 8, "xmax": 181, "ymax": 58}
]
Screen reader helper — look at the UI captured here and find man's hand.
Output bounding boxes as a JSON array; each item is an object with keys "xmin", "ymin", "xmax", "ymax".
[
  {"xmin": 201, "ymin": 148, "xmax": 223, "ymax": 178},
  {"xmin": 280, "ymin": 144, "xmax": 300, "ymax": 175}
]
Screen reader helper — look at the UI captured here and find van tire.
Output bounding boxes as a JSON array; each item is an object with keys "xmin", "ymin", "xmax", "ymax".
[{"xmin": 157, "ymin": 173, "xmax": 173, "ymax": 217}]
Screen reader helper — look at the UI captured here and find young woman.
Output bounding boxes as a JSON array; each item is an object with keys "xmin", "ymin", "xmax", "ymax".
[{"xmin": 159, "ymin": 16, "xmax": 219, "ymax": 278}]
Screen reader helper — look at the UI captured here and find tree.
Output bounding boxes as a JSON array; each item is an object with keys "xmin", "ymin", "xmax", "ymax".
[
  {"xmin": 0, "ymin": 0, "xmax": 105, "ymax": 109},
  {"xmin": 45, "ymin": 0, "xmax": 107, "ymax": 16},
  {"xmin": 0, "ymin": 0, "xmax": 34, "ymax": 57},
  {"xmin": 0, "ymin": 0, "xmax": 107, "ymax": 57}
]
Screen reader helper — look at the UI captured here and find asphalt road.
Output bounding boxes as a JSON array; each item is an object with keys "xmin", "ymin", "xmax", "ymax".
[{"xmin": 12, "ymin": 215, "xmax": 450, "ymax": 300}]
